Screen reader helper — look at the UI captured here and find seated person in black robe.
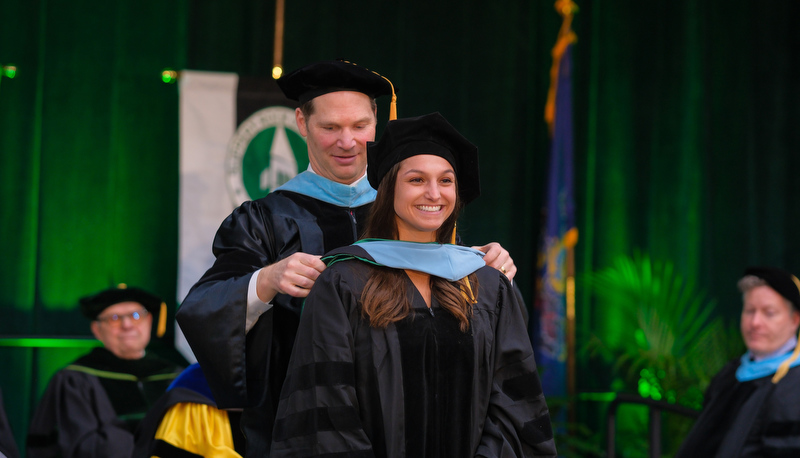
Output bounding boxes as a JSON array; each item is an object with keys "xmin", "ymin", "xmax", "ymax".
[
  {"xmin": 27, "ymin": 285, "xmax": 184, "ymax": 458},
  {"xmin": 677, "ymin": 266, "xmax": 800, "ymax": 457},
  {"xmin": 271, "ymin": 112, "xmax": 557, "ymax": 457},
  {"xmin": 133, "ymin": 363, "xmax": 245, "ymax": 458}
]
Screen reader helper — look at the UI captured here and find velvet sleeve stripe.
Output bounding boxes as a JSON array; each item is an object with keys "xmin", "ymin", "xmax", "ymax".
[
  {"xmin": 26, "ymin": 431, "xmax": 57, "ymax": 448},
  {"xmin": 520, "ymin": 413, "xmax": 554, "ymax": 445},
  {"xmin": 764, "ymin": 421, "xmax": 800, "ymax": 437},
  {"xmin": 280, "ymin": 362, "xmax": 356, "ymax": 399},
  {"xmin": 502, "ymin": 371, "xmax": 543, "ymax": 401},
  {"xmin": 314, "ymin": 451, "xmax": 374, "ymax": 458},
  {"xmin": 273, "ymin": 406, "xmax": 363, "ymax": 442}
]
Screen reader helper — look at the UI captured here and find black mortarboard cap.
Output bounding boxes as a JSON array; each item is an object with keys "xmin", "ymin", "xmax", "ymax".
[
  {"xmin": 367, "ymin": 112, "xmax": 480, "ymax": 204},
  {"xmin": 79, "ymin": 284, "xmax": 167, "ymax": 336},
  {"xmin": 743, "ymin": 266, "xmax": 800, "ymax": 311},
  {"xmin": 277, "ymin": 60, "xmax": 396, "ymax": 117}
]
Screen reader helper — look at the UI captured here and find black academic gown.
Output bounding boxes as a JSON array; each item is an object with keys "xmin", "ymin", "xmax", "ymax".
[
  {"xmin": 270, "ymin": 247, "xmax": 557, "ymax": 457},
  {"xmin": 677, "ymin": 358, "xmax": 800, "ymax": 457},
  {"xmin": 27, "ymin": 347, "xmax": 182, "ymax": 458},
  {"xmin": 176, "ymin": 190, "xmax": 372, "ymax": 457}
]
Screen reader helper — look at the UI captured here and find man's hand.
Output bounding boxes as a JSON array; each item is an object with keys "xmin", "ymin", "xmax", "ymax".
[
  {"xmin": 473, "ymin": 242, "xmax": 517, "ymax": 282},
  {"xmin": 256, "ymin": 253, "xmax": 327, "ymax": 300}
]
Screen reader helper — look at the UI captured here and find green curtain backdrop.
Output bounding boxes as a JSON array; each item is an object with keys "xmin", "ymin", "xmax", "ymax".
[
  {"xmin": 577, "ymin": 0, "xmax": 800, "ymax": 362},
  {"xmin": 0, "ymin": 0, "xmax": 188, "ymax": 452},
  {"xmin": 2, "ymin": 0, "xmax": 799, "ymax": 454}
]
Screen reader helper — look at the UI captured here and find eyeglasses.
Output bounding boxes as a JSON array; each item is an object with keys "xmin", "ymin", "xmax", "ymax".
[{"xmin": 96, "ymin": 310, "xmax": 149, "ymax": 326}]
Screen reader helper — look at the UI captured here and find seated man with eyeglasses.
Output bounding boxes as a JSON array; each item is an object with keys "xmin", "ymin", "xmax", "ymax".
[{"xmin": 27, "ymin": 285, "xmax": 184, "ymax": 458}]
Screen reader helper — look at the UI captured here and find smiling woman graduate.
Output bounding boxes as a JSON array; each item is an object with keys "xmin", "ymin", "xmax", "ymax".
[{"xmin": 270, "ymin": 112, "xmax": 557, "ymax": 458}]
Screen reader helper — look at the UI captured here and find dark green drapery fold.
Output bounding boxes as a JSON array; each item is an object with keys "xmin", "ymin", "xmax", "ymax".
[
  {"xmin": 574, "ymin": 1, "xmax": 800, "ymax": 360},
  {"xmin": 1, "ymin": 0, "xmax": 189, "ymax": 452}
]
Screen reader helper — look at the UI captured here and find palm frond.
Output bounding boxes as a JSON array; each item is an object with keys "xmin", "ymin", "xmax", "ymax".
[{"xmin": 583, "ymin": 252, "xmax": 742, "ymax": 400}]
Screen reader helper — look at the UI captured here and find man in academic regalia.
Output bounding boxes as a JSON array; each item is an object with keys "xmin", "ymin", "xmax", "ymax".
[
  {"xmin": 677, "ymin": 266, "xmax": 800, "ymax": 457},
  {"xmin": 27, "ymin": 285, "xmax": 183, "ymax": 458},
  {"xmin": 176, "ymin": 59, "xmax": 519, "ymax": 457}
]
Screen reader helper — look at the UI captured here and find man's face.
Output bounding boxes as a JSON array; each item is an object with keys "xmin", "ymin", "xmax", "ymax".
[
  {"xmin": 296, "ymin": 91, "xmax": 377, "ymax": 185},
  {"xmin": 91, "ymin": 301, "xmax": 152, "ymax": 360},
  {"xmin": 741, "ymin": 285, "xmax": 800, "ymax": 358}
]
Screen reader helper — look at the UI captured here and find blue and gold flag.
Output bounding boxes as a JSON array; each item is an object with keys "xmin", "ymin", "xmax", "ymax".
[{"xmin": 532, "ymin": 0, "xmax": 578, "ymax": 398}]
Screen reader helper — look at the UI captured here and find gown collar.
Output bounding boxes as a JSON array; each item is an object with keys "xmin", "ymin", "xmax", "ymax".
[
  {"xmin": 274, "ymin": 169, "xmax": 376, "ymax": 208},
  {"xmin": 736, "ymin": 336, "xmax": 800, "ymax": 382},
  {"xmin": 325, "ymin": 239, "xmax": 485, "ymax": 282}
]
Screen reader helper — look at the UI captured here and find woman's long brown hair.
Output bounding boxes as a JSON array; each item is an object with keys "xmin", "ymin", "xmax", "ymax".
[{"xmin": 361, "ymin": 161, "xmax": 477, "ymax": 332}]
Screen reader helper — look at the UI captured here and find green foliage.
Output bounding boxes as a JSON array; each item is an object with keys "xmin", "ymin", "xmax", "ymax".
[
  {"xmin": 584, "ymin": 252, "xmax": 742, "ymax": 404},
  {"xmin": 583, "ymin": 252, "xmax": 744, "ymax": 455}
]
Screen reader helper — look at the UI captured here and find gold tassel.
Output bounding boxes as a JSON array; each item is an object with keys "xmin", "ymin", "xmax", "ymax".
[
  {"xmin": 375, "ymin": 73, "xmax": 397, "ymax": 121},
  {"xmin": 449, "ymin": 222, "xmax": 475, "ymax": 303},
  {"xmin": 773, "ymin": 275, "xmax": 800, "ymax": 383},
  {"xmin": 157, "ymin": 302, "xmax": 167, "ymax": 338},
  {"xmin": 389, "ymin": 93, "xmax": 397, "ymax": 121},
  {"xmin": 340, "ymin": 60, "xmax": 397, "ymax": 121},
  {"xmin": 791, "ymin": 275, "xmax": 800, "ymax": 297},
  {"xmin": 772, "ymin": 327, "xmax": 800, "ymax": 383},
  {"xmin": 460, "ymin": 278, "xmax": 477, "ymax": 304}
]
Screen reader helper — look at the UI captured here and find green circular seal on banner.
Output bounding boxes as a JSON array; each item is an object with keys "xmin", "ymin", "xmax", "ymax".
[{"xmin": 226, "ymin": 106, "xmax": 308, "ymax": 205}]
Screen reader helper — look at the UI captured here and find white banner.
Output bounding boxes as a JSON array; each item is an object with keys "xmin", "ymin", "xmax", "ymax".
[
  {"xmin": 176, "ymin": 71, "xmax": 304, "ymax": 361},
  {"xmin": 178, "ymin": 71, "xmax": 239, "ymax": 305}
]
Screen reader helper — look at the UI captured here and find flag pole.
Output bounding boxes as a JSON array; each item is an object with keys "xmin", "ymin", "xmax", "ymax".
[
  {"xmin": 272, "ymin": 0, "xmax": 285, "ymax": 79},
  {"xmin": 566, "ymin": 229, "xmax": 578, "ymax": 422}
]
